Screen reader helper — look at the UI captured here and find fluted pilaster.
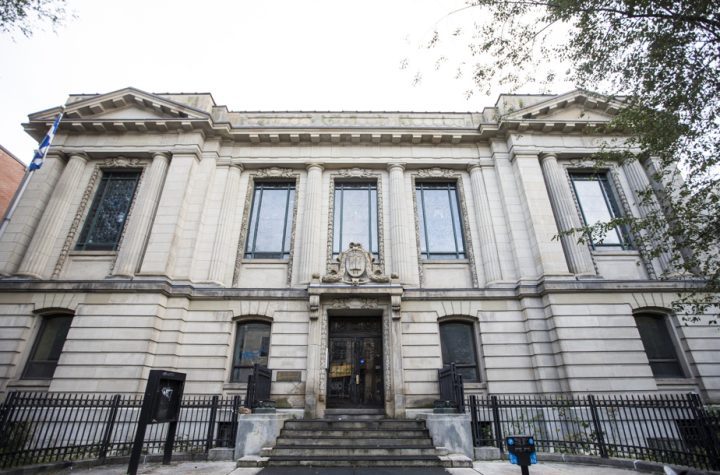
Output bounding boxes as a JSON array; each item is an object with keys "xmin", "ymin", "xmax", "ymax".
[
  {"xmin": 112, "ymin": 152, "xmax": 170, "ymax": 277},
  {"xmin": 17, "ymin": 153, "xmax": 89, "ymax": 279},
  {"xmin": 623, "ymin": 159, "xmax": 672, "ymax": 272},
  {"xmin": 387, "ymin": 163, "xmax": 417, "ymax": 284},
  {"xmin": 539, "ymin": 153, "xmax": 595, "ymax": 275},
  {"xmin": 297, "ymin": 163, "xmax": 324, "ymax": 284},
  {"xmin": 468, "ymin": 164, "xmax": 502, "ymax": 284},
  {"xmin": 208, "ymin": 162, "xmax": 243, "ymax": 284}
]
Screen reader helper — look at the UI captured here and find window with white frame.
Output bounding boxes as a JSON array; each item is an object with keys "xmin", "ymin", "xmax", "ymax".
[
  {"xmin": 634, "ymin": 312, "xmax": 686, "ymax": 378},
  {"xmin": 416, "ymin": 182, "xmax": 466, "ymax": 259},
  {"xmin": 569, "ymin": 172, "xmax": 631, "ymax": 249},
  {"xmin": 76, "ymin": 170, "xmax": 141, "ymax": 251},
  {"xmin": 333, "ymin": 181, "xmax": 379, "ymax": 257},
  {"xmin": 244, "ymin": 182, "xmax": 295, "ymax": 259}
]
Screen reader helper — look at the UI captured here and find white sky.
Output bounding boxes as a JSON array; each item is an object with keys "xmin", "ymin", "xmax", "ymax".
[{"xmin": 0, "ymin": 0, "xmax": 570, "ymax": 164}]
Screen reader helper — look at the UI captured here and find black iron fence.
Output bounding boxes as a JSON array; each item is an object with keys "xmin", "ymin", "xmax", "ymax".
[
  {"xmin": 245, "ymin": 364, "xmax": 272, "ymax": 411},
  {"xmin": 0, "ymin": 392, "xmax": 242, "ymax": 470},
  {"xmin": 437, "ymin": 363, "xmax": 465, "ymax": 413},
  {"xmin": 468, "ymin": 393, "xmax": 720, "ymax": 471}
]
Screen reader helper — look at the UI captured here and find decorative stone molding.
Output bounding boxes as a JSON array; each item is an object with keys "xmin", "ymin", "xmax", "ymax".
[
  {"xmin": 322, "ymin": 243, "xmax": 390, "ymax": 285},
  {"xmin": 53, "ymin": 158, "xmax": 149, "ymax": 278},
  {"xmin": 328, "ymin": 298, "xmax": 379, "ymax": 309},
  {"xmin": 326, "ymin": 169, "xmax": 385, "ymax": 270},
  {"xmin": 232, "ymin": 168, "xmax": 301, "ymax": 287},
  {"xmin": 410, "ymin": 169, "xmax": 479, "ymax": 288}
]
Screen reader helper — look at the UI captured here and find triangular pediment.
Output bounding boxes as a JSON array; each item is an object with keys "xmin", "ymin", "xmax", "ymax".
[
  {"xmin": 29, "ymin": 87, "xmax": 211, "ymax": 122},
  {"xmin": 503, "ymin": 89, "xmax": 625, "ymax": 123}
]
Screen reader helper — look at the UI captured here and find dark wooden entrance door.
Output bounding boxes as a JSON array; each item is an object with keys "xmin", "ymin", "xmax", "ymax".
[{"xmin": 327, "ymin": 317, "xmax": 383, "ymax": 408}]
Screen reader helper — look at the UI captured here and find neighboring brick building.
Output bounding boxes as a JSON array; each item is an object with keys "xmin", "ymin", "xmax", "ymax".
[{"xmin": 0, "ymin": 145, "xmax": 25, "ymax": 219}]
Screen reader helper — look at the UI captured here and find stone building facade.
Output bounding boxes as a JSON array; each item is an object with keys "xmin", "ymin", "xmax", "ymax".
[{"xmin": 0, "ymin": 87, "xmax": 717, "ymax": 417}]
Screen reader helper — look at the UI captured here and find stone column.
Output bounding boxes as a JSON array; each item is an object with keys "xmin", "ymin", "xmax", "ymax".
[
  {"xmin": 208, "ymin": 162, "xmax": 243, "ymax": 285},
  {"xmin": 467, "ymin": 164, "xmax": 503, "ymax": 284},
  {"xmin": 512, "ymin": 153, "xmax": 570, "ymax": 276},
  {"xmin": 139, "ymin": 152, "xmax": 197, "ymax": 277},
  {"xmin": 112, "ymin": 152, "xmax": 170, "ymax": 277},
  {"xmin": 296, "ymin": 163, "xmax": 324, "ymax": 284},
  {"xmin": 387, "ymin": 163, "xmax": 418, "ymax": 285},
  {"xmin": 623, "ymin": 159, "xmax": 673, "ymax": 273},
  {"xmin": 0, "ymin": 153, "xmax": 66, "ymax": 276},
  {"xmin": 539, "ymin": 153, "xmax": 596, "ymax": 276},
  {"xmin": 17, "ymin": 153, "xmax": 89, "ymax": 279}
]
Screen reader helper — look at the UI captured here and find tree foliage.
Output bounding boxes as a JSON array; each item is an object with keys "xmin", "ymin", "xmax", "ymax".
[
  {"xmin": 0, "ymin": 0, "xmax": 68, "ymax": 37},
  {"xmin": 421, "ymin": 0, "xmax": 720, "ymax": 320}
]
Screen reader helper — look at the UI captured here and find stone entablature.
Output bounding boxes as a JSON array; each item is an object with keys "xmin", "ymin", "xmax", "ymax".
[{"xmin": 24, "ymin": 88, "xmax": 628, "ymax": 146}]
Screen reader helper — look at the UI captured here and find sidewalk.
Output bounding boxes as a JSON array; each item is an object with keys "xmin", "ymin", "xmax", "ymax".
[{"xmin": 47, "ymin": 460, "xmax": 645, "ymax": 475}]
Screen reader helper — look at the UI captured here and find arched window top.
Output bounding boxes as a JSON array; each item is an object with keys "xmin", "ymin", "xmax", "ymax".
[{"xmin": 439, "ymin": 321, "xmax": 480, "ymax": 382}]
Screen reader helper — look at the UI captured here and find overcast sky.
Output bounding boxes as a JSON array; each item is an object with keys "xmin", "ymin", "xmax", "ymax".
[{"xmin": 1, "ymin": 0, "xmax": 571, "ymax": 164}]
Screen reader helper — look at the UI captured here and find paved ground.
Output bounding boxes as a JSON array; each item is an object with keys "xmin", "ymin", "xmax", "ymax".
[{"xmin": 50, "ymin": 460, "xmax": 645, "ymax": 475}]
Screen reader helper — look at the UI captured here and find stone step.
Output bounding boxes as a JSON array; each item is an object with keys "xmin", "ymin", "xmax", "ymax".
[
  {"xmin": 283, "ymin": 419, "xmax": 425, "ymax": 430},
  {"xmin": 275, "ymin": 436, "xmax": 434, "ymax": 447},
  {"xmin": 264, "ymin": 446, "xmax": 444, "ymax": 457},
  {"xmin": 264, "ymin": 455, "xmax": 446, "ymax": 467},
  {"xmin": 279, "ymin": 428, "xmax": 430, "ymax": 438}
]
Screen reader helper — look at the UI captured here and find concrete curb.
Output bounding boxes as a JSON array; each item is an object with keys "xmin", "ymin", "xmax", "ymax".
[{"xmin": 537, "ymin": 453, "xmax": 720, "ymax": 475}]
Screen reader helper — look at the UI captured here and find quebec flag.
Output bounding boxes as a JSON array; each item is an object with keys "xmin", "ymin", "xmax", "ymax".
[{"xmin": 28, "ymin": 112, "xmax": 63, "ymax": 171}]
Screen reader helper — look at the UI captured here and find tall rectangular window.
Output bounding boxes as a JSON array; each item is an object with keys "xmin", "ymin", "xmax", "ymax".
[
  {"xmin": 635, "ymin": 313, "xmax": 685, "ymax": 378},
  {"xmin": 23, "ymin": 315, "xmax": 73, "ymax": 379},
  {"xmin": 333, "ymin": 182, "xmax": 378, "ymax": 256},
  {"xmin": 76, "ymin": 170, "xmax": 140, "ymax": 251},
  {"xmin": 416, "ymin": 182, "xmax": 466, "ymax": 259},
  {"xmin": 245, "ymin": 182, "xmax": 295, "ymax": 259},
  {"xmin": 570, "ymin": 172, "xmax": 630, "ymax": 248},
  {"xmin": 231, "ymin": 321, "xmax": 271, "ymax": 383}
]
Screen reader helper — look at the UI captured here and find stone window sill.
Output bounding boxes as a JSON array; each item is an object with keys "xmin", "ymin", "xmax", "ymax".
[
  {"xmin": 422, "ymin": 259, "xmax": 470, "ymax": 265},
  {"xmin": 7, "ymin": 379, "xmax": 51, "ymax": 390},
  {"xmin": 68, "ymin": 250, "xmax": 117, "ymax": 257},
  {"xmin": 241, "ymin": 259, "xmax": 289, "ymax": 264}
]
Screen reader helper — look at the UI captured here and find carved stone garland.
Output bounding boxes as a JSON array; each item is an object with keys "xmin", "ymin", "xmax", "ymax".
[
  {"xmin": 326, "ymin": 168, "xmax": 386, "ymax": 270},
  {"xmin": 52, "ymin": 158, "xmax": 148, "ymax": 278},
  {"xmin": 232, "ymin": 168, "xmax": 301, "ymax": 287},
  {"xmin": 411, "ymin": 168, "xmax": 479, "ymax": 288}
]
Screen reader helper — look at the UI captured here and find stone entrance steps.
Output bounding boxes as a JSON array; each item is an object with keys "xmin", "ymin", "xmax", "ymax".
[{"xmin": 240, "ymin": 417, "xmax": 472, "ymax": 468}]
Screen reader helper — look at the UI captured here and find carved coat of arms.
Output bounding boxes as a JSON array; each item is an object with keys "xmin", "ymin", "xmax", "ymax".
[{"xmin": 322, "ymin": 243, "xmax": 389, "ymax": 285}]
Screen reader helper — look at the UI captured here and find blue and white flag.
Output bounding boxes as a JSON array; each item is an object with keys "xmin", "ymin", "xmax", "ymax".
[{"xmin": 28, "ymin": 112, "xmax": 63, "ymax": 171}]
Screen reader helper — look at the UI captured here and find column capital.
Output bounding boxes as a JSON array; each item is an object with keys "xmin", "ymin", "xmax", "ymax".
[
  {"xmin": 151, "ymin": 151, "xmax": 171, "ymax": 161},
  {"xmin": 539, "ymin": 152, "xmax": 559, "ymax": 163},
  {"xmin": 467, "ymin": 162, "xmax": 482, "ymax": 173},
  {"xmin": 229, "ymin": 159, "xmax": 244, "ymax": 171},
  {"xmin": 68, "ymin": 152, "xmax": 90, "ymax": 163},
  {"xmin": 306, "ymin": 162, "xmax": 324, "ymax": 171},
  {"xmin": 387, "ymin": 162, "xmax": 406, "ymax": 172}
]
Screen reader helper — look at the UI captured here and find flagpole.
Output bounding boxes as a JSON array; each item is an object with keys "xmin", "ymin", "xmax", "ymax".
[{"xmin": 0, "ymin": 108, "xmax": 64, "ymax": 241}]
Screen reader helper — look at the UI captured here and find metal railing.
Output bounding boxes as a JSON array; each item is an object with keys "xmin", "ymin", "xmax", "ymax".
[
  {"xmin": 468, "ymin": 393, "xmax": 720, "ymax": 471},
  {"xmin": 0, "ymin": 392, "xmax": 243, "ymax": 469},
  {"xmin": 437, "ymin": 363, "xmax": 465, "ymax": 413},
  {"xmin": 245, "ymin": 364, "xmax": 272, "ymax": 411}
]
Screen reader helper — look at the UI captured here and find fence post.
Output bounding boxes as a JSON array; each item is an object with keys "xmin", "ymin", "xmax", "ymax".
[
  {"xmin": 587, "ymin": 395, "xmax": 608, "ymax": 458},
  {"xmin": 98, "ymin": 394, "xmax": 122, "ymax": 462},
  {"xmin": 205, "ymin": 395, "xmax": 219, "ymax": 453},
  {"xmin": 469, "ymin": 396, "xmax": 478, "ymax": 446},
  {"xmin": 491, "ymin": 395, "xmax": 504, "ymax": 453},
  {"xmin": 229, "ymin": 395, "xmax": 241, "ymax": 448},
  {"xmin": 687, "ymin": 392, "xmax": 720, "ymax": 471}
]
